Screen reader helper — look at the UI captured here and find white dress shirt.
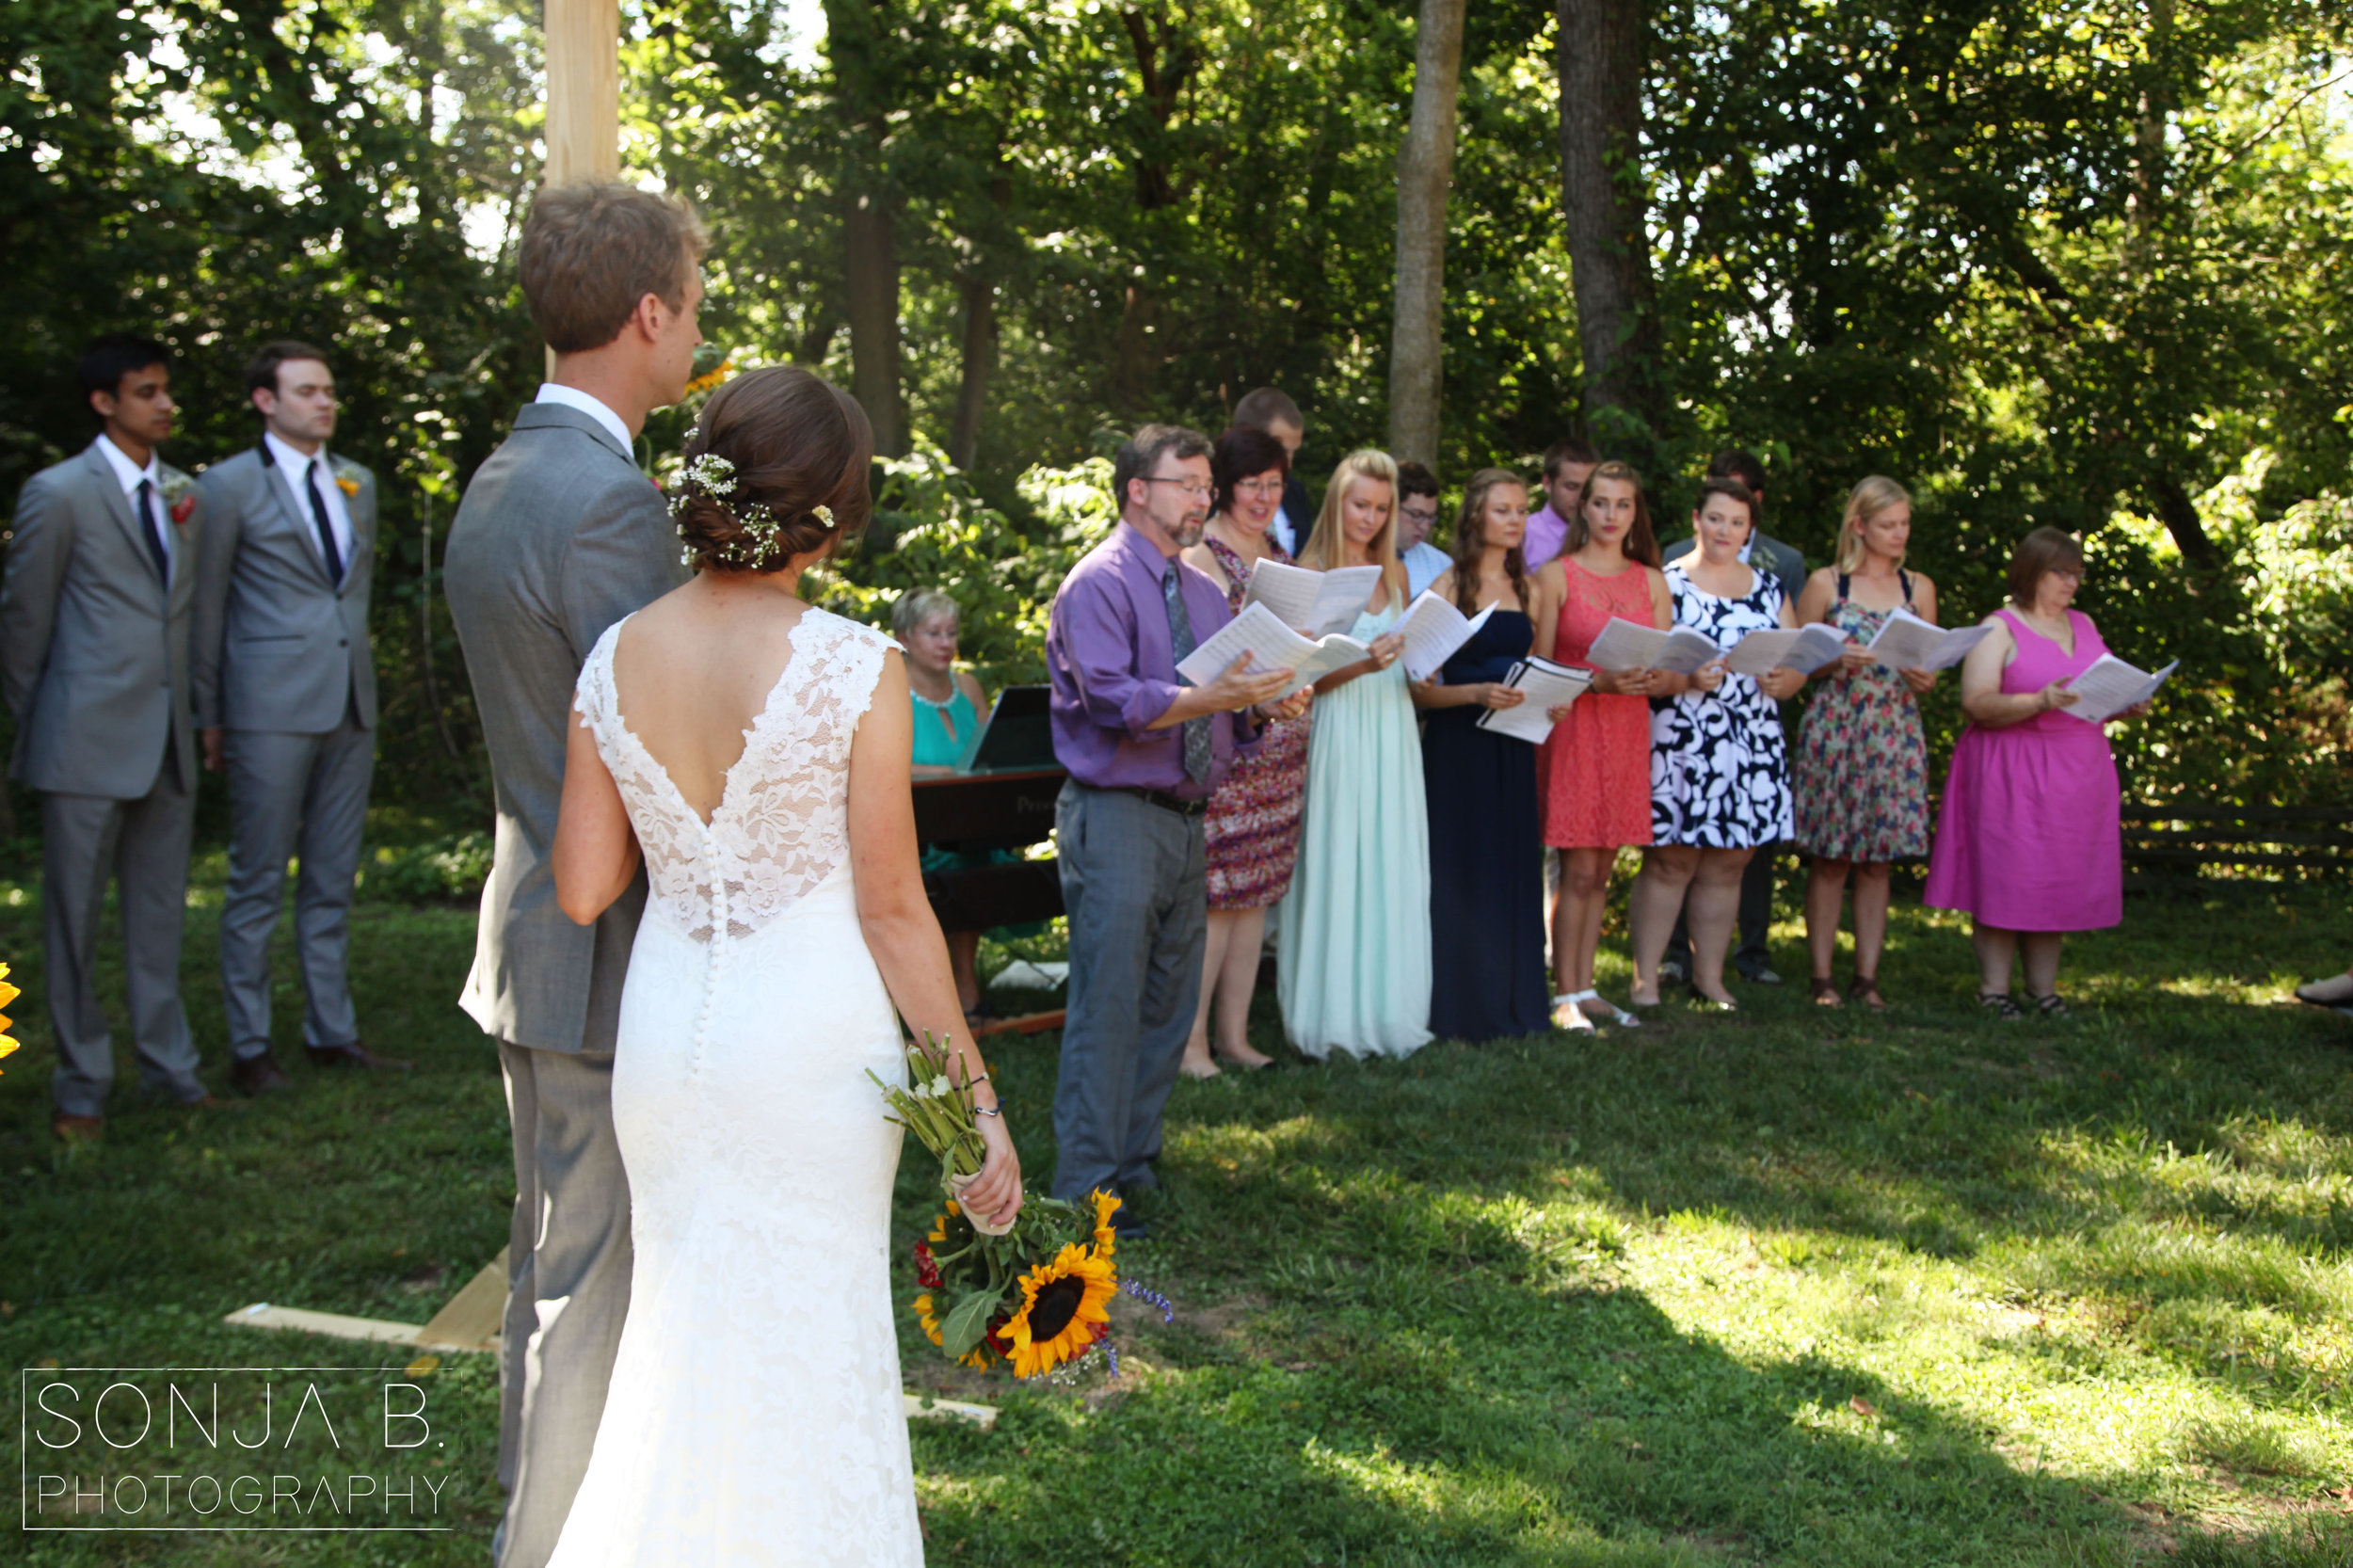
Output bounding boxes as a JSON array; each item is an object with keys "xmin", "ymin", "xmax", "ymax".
[
  {"xmin": 264, "ymin": 430, "xmax": 356, "ymax": 574},
  {"xmin": 536, "ymin": 382, "xmax": 634, "ymax": 455},
  {"xmin": 94, "ymin": 433, "xmax": 175, "ymax": 584}
]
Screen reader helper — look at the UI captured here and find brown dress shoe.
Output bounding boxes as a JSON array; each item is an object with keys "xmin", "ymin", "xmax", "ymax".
[
  {"xmin": 231, "ymin": 1052, "xmax": 294, "ymax": 1096},
  {"xmin": 305, "ymin": 1042, "xmax": 413, "ymax": 1072},
  {"xmin": 52, "ymin": 1112, "xmax": 103, "ymax": 1144}
]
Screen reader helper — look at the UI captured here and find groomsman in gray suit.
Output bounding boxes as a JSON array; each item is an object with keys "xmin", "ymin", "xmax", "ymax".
[
  {"xmin": 444, "ymin": 181, "xmax": 704, "ymax": 1568},
  {"xmin": 192, "ymin": 341, "xmax": 407, "ymax": 1096},
  {"xmin": 0, "ymin": 334, "xmax": 216, "ymax": 1141}
]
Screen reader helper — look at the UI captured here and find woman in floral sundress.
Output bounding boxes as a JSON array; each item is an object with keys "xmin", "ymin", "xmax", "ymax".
[{"xmin": 1790, "ymin": 477, "xmax": 1941, "ymax": 1011}]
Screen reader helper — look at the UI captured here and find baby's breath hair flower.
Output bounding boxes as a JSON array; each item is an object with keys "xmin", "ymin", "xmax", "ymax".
[{"xmin": 668, "ymin": 450, "xmax": 837, "ymax": 569}]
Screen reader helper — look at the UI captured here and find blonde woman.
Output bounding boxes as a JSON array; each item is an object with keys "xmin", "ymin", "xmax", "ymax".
[
  {"xmin": 1275, "ymin": 449, "xmax": 1431, "ymax": 1060},
  {"xmin": 1790, "ymin": 477, "xmax": 1941, "ymax": 1010}
]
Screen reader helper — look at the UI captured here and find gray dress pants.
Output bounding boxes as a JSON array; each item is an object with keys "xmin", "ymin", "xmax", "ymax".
[
  {"xmin": 494, "ymin": 1039, "xmax": 632, "ymax": 1568},
  {"xmin": 1050, "ymin": 782, "xmax": 1208, "ymax": 1202},
  {"xmin": 219, "ymin": 714, "xmax": 375, "ymax": 1059},
  {"xmin": 41, "ymin": 757, "xmax": 202, "ymax": 1117}
]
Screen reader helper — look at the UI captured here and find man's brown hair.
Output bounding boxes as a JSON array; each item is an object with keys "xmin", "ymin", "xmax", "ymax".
[
  {"xmin": 1233, "ymin": 387, "xmax": 1304, "ymax": 432},
  {"xmin": 519, "ymin": 181, "xmax": 710, "ymax": 355},
  {"xmin": 245, "ymin": 340, "xmax": 333, "ymax": 402}
]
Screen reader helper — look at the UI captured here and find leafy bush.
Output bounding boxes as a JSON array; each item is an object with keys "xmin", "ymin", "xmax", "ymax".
[{"xmin": 360, "ymin": 833, "xmax": 493, "ymax": 904}]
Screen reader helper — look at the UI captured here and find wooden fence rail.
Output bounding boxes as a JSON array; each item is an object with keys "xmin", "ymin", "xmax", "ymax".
[{"xmin": 2119, "ymin": 803, "xmax": 2353, "ymax": 878}]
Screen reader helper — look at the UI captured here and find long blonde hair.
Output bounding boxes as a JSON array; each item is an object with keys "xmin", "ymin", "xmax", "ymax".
[
  {"xmin": 1834, "ymin": 475, "xmax": 1913, "ymax": 574},
  {"xmin": 1298, "ymin": 448, "xmax": 1407, "ymax": 605}
]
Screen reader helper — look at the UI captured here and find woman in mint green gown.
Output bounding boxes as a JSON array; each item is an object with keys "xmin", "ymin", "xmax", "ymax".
[{"xmin": 1276, "ymin": 451, "xmax": 1433, "ymax": 1060}]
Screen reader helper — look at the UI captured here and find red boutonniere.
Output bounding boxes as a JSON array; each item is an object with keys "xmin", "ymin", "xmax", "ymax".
[{"xmin": 161, "ymin": 472, "xmax": 197, "ymax": 526}]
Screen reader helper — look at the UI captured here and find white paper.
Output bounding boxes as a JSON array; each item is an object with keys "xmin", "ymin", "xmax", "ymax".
[
  {"xmin": 1241, "ymin": 560, "xmax": 1386, "ymax": 637},
  {"xmin": 1396, "ymin": 593, "xmax": 1498, "ymax": 681},
  {"xmin": 2061, "ymin": 654, "xmax": 2177, "ymax": 724},
  {"xmin": 1584, "ymin": 616, "xmax": 1722, "ymax": 675},
  {"xmin": 1865, "ymin": 607, "xmax": 1992, "ymax": 671},
  {"xmin": 1174, "ymin": 600, "xmax": 1376, "ymax": 697},
  {"xmin": 1721, "ymin": 623, "xmax": 1851, "ymax": 678},
  {"xmin": 1475, "ymin": 656, "xmax": 1593, "ymax": 744}
]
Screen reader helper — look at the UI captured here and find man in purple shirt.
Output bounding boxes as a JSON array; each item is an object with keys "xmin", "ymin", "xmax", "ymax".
[
  {"xmin": 1046, "ymin": 423, "xmax": 1304, "ymax": 1221},
  {"xmin": 1522, "ymin": 435, "xmax": 1599, "ymax": 571}
]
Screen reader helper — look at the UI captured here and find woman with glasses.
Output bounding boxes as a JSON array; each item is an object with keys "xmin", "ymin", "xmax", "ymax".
[
  {"xmin": 1177, "ymin": 426, "xmax": 1314, "ymax": 1077},
  {"xmin": 1925, "ymin": 527, "xmax": 2147, "ymax": 1018}
]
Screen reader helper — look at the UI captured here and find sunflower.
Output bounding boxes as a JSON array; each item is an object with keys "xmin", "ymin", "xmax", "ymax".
[
  {"xmin": 1002, "ymin": 1243, "xmax": 1116, "ymax": 1379},
  {"xmin": 0, "ymin": 963, "xmax": 17, "ymax": 1074},
  {"xmin": 912, "ymin": 1292, "xmax": 996, "ymax": 1369},
  {"xmin": 1089, "ymin": 1189, "xmax": 1122, "ymax": 1256}
]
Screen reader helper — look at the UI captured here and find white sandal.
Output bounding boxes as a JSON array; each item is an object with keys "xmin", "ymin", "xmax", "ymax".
[
  {"xmin": 1561, "ymin": 988, "xmax": 1642, "ymax": 1029},
  {"xmin": 1550, "ymin": 994, "xmax": 1596, "ymax": 1032}
]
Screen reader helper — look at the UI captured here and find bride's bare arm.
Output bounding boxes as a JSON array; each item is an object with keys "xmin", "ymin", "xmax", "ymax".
[
  {"xmin": 555, "ymin": 711, "xmax": 641, "ymax": 924},
  {"xmin": 847, "ymin": 650, "xmax": 1024, "ymax": 1225}
]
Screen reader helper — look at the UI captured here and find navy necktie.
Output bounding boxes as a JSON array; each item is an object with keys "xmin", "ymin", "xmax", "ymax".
[
  {"xmin": 304, "ymin": 463, "xmax": 345, "ymax": 585},
  {"xmin": 133, "ymin": 479, "xmax": 170, "ymax": 584},
  {"xmin": 1161, "ymin": 567, "xmax": 1212, "ymax": 785}
]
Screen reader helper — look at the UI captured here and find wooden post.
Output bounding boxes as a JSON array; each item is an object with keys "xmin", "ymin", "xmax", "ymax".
[{"xmin": 544, "ymin": 0, "xmax": 620, "ymax": 187}]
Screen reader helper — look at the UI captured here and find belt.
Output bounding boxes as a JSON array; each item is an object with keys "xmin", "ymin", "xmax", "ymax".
[{"xmin": 1113, "ymin": 786, "xmax": 1209, "ymax": 819}]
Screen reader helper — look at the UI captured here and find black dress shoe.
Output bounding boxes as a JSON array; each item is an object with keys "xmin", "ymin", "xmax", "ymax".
[
  {"xmin": 305, "ymin": 1042, "xmax": 413, "ymax": 1072},
  {"xmin": 231, "ymin": 1052, "xmax": 294, "ymax": 1096}
]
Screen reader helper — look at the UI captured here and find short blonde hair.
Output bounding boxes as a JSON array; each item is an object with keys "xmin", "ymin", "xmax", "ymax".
[
  {"xmin": 1298, "ymin": 449, "xmax": 1406, "ymax": 603},
  {"xmin": 520, "ymin": 181, "xmax": 709, "ymax": 354},
  {"xmin": 889, "ymin": 588, "xmax": 960, "ymax": 639},
  {"xmin": 1834, "ymin": 476, "xmax": 1913, "ymax": 574}
]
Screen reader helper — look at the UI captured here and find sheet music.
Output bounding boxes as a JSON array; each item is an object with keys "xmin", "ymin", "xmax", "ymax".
[
  {"xmin": 1721, "ymin": 623, "xmax": 1850, "ymax": 678},
  {"xmin": 1584, "ymin": 616, "xmax": 1722, "ymax": 674},
  {"xmin": 2062, "ymin": 654, "xmax": 2178, "ymax": 724},
  {"xmin": 1241, "ymin": 560, "xmax": 1385, "ymax": 637},
  {"xmin": 1865, "ymin": 606, "xmax": 1992, "ymax": 671},
  {"xmin": 1397, "ymin": 593, "xmax": 1498, "ymax": 681},
  {"xmin": 1175, "ymin": 601, "xmax": 1318, "ymax": 686},
  {"xmin": 1476, "ymin": 656, "xmax": 1593, "ymax": 744}
]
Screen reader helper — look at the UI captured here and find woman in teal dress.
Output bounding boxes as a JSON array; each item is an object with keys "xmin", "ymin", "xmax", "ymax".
[
  {"xmin": 1276, "ymin": 450, "xmax": 1433, "ymax": 1060},
  {"xmin": 895, "ymin": 589, "xmax": 1013, "ymax": 1020}
]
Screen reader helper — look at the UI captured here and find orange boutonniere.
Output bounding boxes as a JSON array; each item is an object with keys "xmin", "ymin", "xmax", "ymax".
[{"xmin": 331, "ymin": 458, "xmax": 365, "ymax": 499}]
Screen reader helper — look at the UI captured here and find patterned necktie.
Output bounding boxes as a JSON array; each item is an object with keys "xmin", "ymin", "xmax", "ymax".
[
  {"xmin": 1161, "ymin": 565, "xmax": 1213, "ymax": 785},
  {"xmin": 304, "ymin": 462, "xmax": 345, "ymax": 585},
  {"xmin": 133, "ymin": 478, "xmax": 170, "ymax": 585}
]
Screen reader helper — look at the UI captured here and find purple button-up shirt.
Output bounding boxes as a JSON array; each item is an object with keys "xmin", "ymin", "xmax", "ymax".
[
  {"xmin": 1525, "ymin": 502, "xmax": 1572, "ymax": 572},
  {"xmin": 1047, "ymin": 521, "xmax": 1257, "ymax": 799}
]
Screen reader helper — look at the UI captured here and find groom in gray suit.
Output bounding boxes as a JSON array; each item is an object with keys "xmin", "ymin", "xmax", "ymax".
[
  {"xmin": 0, "ymin": 334, "xmax": 216, "ymax": 1141},
  {"xmin": 445, "ymin": 181, "xmax": 704, "ymax": 1568},
  {"xmin": 193, "ymin": 341, "xmax": 407, "ymax": 1096}
]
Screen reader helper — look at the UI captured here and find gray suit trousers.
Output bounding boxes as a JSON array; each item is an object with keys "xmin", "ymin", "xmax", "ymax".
[
  {"xmin": 494, "ymin": 1039, "xmax": 632, "ymax": 1568},
  {"xmin": 1050, "ymin": 782, "xmax": 1208, "ymax": 1202},
  {"xmin": 219, "ymin": 715, "xmax": 375, "ymax": 1059},
  {"xmin": 42, "ymin": 757, "xmax": 201, "ymax": 1116}
]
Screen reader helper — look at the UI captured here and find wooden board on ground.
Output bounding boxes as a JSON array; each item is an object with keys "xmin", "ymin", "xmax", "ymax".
[
  {"xmin": 417, "ymin": 1246, "xmax": 508, "ymax": 1352},
  {"xmin": 972, "ymin": 1009, "xmax": 1065, "ymax": 1038}
]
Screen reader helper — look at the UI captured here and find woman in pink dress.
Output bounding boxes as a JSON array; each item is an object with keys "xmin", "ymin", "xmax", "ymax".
[
  {"xmin": 1925, "ymin": 528, "xmax": 2150, "ymax": 1017},
  {"xmin": 1532, "ymin": 460, "xmax": 1673, "ymax": 1032}
]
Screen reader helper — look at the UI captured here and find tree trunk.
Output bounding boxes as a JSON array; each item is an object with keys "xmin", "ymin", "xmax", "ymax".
[
  {"xmin": 1387, "ymin": 0, "xmax": 1466, "ymax": 469},
  {"xmin": 948, "ymin": 276, "xmax": 996, "ymax": 471},
  {"xmin": 841, "ymin": 191, "xmax": 908, "ymax": 456},
  {"xmin": 1556, "ymin": 0, "xmax": 1658, "ymax": 456}
]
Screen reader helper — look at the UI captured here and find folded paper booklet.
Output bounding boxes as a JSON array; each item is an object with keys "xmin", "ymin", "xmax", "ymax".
[
  {"xmin": 1476, "ymin": 656, "xmax": 1593, "ymax": 744},
  {"xmin": 2061, "ymin": 654, "xmax": 2178, "ymax": 724},
  {"xmin": 1175, "ymin": 601, "xmax": 1378, "ymax": 696},
  {"xmin": 1865, "ymin": 607, "xmax": 1992, "ymax": 671},
  {"xmin": 1721, "ymin": 623, "xmax": 1851, "ymax": 678},
  {"xmin": 1584, "ymin": 616, "xmax": 1722, "ymax": 675},
  {"xmin": 1241, "ymin": 560, "xmax": 1386, "ymax": 637},
  {"xmin": 1396, "ymin": 592, "xmax": 1497, "ymax": 681}
]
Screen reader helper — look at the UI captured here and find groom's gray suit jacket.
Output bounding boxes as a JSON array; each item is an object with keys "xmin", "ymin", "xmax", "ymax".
[
  {"xmin": 190, "ymin": 444, "xmax": 378, "ymax": 733},
  {"xmin": 444, "ymin": 402, "xmax": 684, "ymax": 1055},
  {"xmin": 1, "ymin": 440, "xmax": 201, "ymax": 796}
]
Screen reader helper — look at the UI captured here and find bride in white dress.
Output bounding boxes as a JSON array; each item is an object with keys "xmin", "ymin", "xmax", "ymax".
[{"xmin": 544, "ymin": 366, "xmax": 1025, "ymax": 1566}]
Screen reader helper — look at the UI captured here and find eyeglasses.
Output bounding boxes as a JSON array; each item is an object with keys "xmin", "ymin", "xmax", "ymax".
[
  {"xmin": 1233, "ymin": 477, "xmax": 1286, "ymax": 497},
  {"xmin": 1144, "ymin": 477, "xmax": 1213, "ymax": 500}
]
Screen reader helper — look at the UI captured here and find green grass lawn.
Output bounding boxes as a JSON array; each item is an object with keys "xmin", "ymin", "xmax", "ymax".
[{"xmin": 2, "ymin": 853, "xmax": 2348, "ymax": 1566}]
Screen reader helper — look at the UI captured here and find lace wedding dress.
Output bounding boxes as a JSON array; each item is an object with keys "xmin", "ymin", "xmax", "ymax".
[{"xmin": 546, "ymin": 606, "xmax": 924, "ymax": 1567}]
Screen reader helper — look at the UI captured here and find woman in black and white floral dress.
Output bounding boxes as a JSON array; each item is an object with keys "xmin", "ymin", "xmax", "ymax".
[{"xmin": 1628, "ymin": 478, "xmax": 1803, "ymax": 1011}]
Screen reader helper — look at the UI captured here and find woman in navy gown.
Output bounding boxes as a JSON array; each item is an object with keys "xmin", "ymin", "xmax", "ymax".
[{"xmin": 1412, "ymin": 468, "xmax": 1554, "ymax": 1042}]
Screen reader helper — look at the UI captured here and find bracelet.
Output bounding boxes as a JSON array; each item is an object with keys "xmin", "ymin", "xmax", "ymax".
[{"xmin": 974, "ymin": 1105, "xmax": 1001, "ymax": 1119}]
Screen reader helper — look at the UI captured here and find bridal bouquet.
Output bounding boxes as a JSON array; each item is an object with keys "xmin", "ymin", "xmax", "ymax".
[{"xmin": 875, "ymin": 1034, "xmax": 1169, "ymax": 1380}]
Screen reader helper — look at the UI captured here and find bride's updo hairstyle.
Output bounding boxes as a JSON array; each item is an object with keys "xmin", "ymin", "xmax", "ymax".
[{"xmin": 669, "ymin": 365, "xmax": 873, "ymax": 573}]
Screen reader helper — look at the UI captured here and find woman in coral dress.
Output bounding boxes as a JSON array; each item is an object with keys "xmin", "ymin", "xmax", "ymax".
[{"xmin": 1532, "ymin": 460, "xmax": 1673, "ymax": 1032}]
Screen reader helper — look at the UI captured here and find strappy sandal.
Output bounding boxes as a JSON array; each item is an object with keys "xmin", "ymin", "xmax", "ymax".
[
  {"xmin": 1849, "ymin": 975, "xmax": 1889, "ymax": 1013},
  {"xmin": 1550, "ymin": 995, "xmax": 1596, "ymax": 1033},
  {"xmin": 2028, "ymin": 992, "xmax": 2073, "ymax": 1019},
  {"xmin": 1560, "ymin": 988, "xmax": 1642, "ymax": 1029},
  {"xmin": 1810, "ymin": 978, "xmax": 1844, "ymax": 1008},
  {"xmin": 1977, "ymin": 989, "xmax": 2023, "ymax": 1021}
]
